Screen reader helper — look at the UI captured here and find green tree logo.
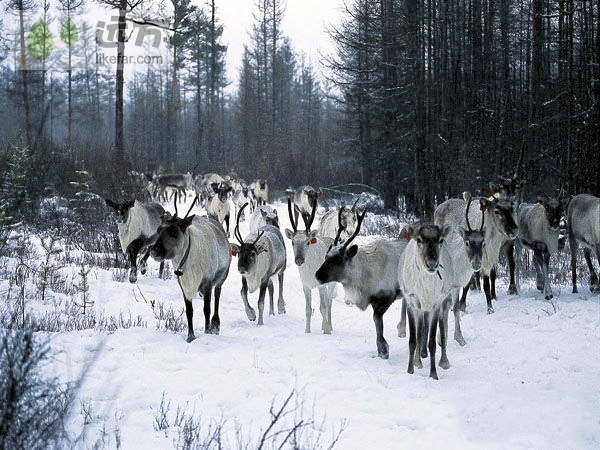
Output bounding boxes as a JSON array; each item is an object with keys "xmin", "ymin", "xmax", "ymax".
[
  {"xmin": 60, "ymin": 18, "xmax": 79, "ymax": 46},
  {"xmin": 27, "ymin": 19, "xmax": 54, "ymax": 61}
]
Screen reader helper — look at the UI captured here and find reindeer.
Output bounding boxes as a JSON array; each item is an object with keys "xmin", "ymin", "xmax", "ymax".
[
  {"xmin": 230, "ymin": 204, "xmax": 287, "ymax": 325},
  {"xmin": 568, "ymin": 194, "xmax": 600, "ymax": 294},
  {"xmin": 251, "ymin": 180, "xmax": 269, "ymax": 206},
  {"xmin": 317, "ymin": 199, "xmax": 359, "ymax": 244},
  {"xmin": 153, "ymin": 173, "xmax": 194, "ymax": 203},
  {"xmin": 285, "ymin": 198, "xmax": 335, "ymax": 334},
  {"xmin": 514, "ymin": 197, "xmax": 564, "ymax": 299},
  {"xmin": 293, "ymin": 185, "xmax": 320, "ymax": 226},
  {"xmin": 315, "ymin": 210, "xmax": 407, "ymax": 359},
  {"xmin": 105, "ymin": 199, "xmax": 165, "ymax": 283},
  {"xmin": 148, "ymin": 197, "xmax": 231, "ymax": 342},
  {"xmin": 206, "ymin": 182, "xmax": 232, "ymax": 237},
  {"xmin": 435, "ymin": 195, "xmax": 518, "ymax": 313}
]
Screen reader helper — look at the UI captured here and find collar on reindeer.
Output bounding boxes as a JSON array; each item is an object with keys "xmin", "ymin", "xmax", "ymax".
[
  {"xmin": 310, "ymin": 238, "xmax": 318, "ymax": 245},
  {"xmin": 175, "ymin": 233, "xmax": 192, "ymax": 277}
]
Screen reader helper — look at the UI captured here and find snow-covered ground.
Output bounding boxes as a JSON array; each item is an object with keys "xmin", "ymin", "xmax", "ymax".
[{"xmin": 11, "ymin": 197, "xmax": 600, "ymax": 448}]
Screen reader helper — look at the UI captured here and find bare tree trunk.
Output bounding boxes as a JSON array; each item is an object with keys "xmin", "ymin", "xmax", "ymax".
[
  {"xmin": 18, "ymin": 1, "xmax": 32, "ymax": 149},
  {"xmin": 115, "ymin": 1, "xmax": 127, "ymax": 165}
]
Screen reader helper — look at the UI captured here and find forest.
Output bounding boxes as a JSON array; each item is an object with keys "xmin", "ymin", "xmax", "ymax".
[{"xmin": 1, "ymin": 0, "xmax": 598, "ymax": 214}]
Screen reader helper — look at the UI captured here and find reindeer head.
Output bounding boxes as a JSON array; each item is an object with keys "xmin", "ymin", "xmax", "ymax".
[
  {"xmin": 260, "ymin": 207, "xmax": 279, "ymax": 228},
  {"xmin": 285, "ymin": 198, "xmax": 318, "ymax": 266},
  {"xmin": 480, "ymin": 197, "xmax": 519, "ymax": 240},
  {"xmin": 537, "ymin": 196, "xmax": 563, "ymax": 230},
  {"xmin": 458, "ymin": 194, "xmax": 486, "ymax": 272},
  {"xmin": 315, "ymin": 208, "xmax": 366, "ymax": 284},
  {"xmin": 149, "ymin": 196, "xmax": 198, "ymax": 265},
  {"xmin": 105, "ymin": 199, "xmax": 135, "ymax": 224},
  {"xmin": 230, "ymin": 203, "xmax": 267, "ymax": 275},
  {"xmin": 406, "ymin": 224, "xmax": 453, "ymax": 273}
]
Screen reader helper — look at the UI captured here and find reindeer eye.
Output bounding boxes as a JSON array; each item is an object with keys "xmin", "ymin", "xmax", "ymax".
[
  {"xmin": 416, "ymin": 238, "xmax": 422, "ymax": 244},
  {"xmin": 494, "ymin": 210, "xmax": 501, "ymax": 215},
  {"xmin": 465, "ymin": 241, "xmax": 470, "ymax": 247}
]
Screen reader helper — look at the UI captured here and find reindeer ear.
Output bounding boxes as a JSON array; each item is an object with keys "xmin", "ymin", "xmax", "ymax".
[
  {"xmin": 105, "ymin": 198, "xmax": 116, "ymax": 209},
  {"xmin": 230, "ymin": 243, "xmax": 240, "ymax": 257},
  {"xmin": 181, "ymin": 215, "xmax": 195, "ymax": 229},
  {"xmin": 309, "ymin": 230, "xmax": 319, "ymax": 240},
  {"xmin": 285, "ymin": 229, "xmax": 294, "ymax": 239},
  {"xmin": 480, "ymin": 198, "xmax": 492, "ymax": 210},
  {"xmin": 347, "ymin": 244, "xmax": 358, "ymax": 258},
  {"xmin": 458, "ymin": 227, "xmax": 467, "ymax": 240},
  {"xmin": 441, "ymin": 225, "xmax": 453, "ymax": 240},
  {"xmin": 126, "ymin": 200, "xmax": 135, "ymax": 209}
]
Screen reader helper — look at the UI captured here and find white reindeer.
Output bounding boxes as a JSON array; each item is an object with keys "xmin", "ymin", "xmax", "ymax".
[{"xmin": 285, "ymin": 198, "xmax": 335, "ymax": 334}]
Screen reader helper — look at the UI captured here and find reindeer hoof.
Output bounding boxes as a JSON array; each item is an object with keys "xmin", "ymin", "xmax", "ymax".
[
  {"xmin": 430, "ymin": 371, "xmax": 439, "ymax": 380},
  {"xmin": 246, "ymin": 309, "xmax": 256, "ymax": 321},
  {"xmin": 487, "ymin": 306, "xmax": 495, "ymax": 314},
  {"xmin": 455, "ymin": 335, "xmax": 467, "ymax": 347},
  {"xmin": 129, "ymin": 272, "xmax": 137, "ymax": 283},
  {"xmin": 439, "ymin": 358, "xmax": 450, "ymax": 370},
  {"xmin": 407, "ymin": 365, "xmax": 414, "ymax": 374},
  {"xmin": 508, "ymin": 285, "xmax": 518, "ymax": 295},
  {"xmin": 186, "ymin": 333, "xmax": 196, "ymax": 343},
  {"xmin": 545, "ymin": 293, "xmax": 553, "ymax": 300},
  {"xmin": 377, "ymin": 341, "xmax": 389, "ymax": 359}
]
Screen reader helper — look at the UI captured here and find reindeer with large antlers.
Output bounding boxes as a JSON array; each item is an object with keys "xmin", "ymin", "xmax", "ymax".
[
  {"xmin": 315, "ymin": 209, "xmax": 408, "ymax": 359},
  {"xmin": 230, "ymin": 203, "xmax": 287, "ymax": 325},
  {"xmin": 285, "ymin": 198, "xmax": 335, "ymax": 334}
]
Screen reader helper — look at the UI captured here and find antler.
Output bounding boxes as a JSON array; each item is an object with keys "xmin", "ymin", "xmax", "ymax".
[
  {"xmin": 465, "ymin": 194, "xmax": 473, "ymax": 231},
  {"xmin": 252, "ymin": 230, "xmax": 264, "ymax": 245},
  {"xmin": 234, "ymin": 203, "xmax": 248, "ymax": 245},
  {"xmin": 183, "ymin": 194, "xmax": 199, "ymax": 218},
  {"xmin": 302, "ymin": 200, "xmax": 317, "ymax": 231},
  {"xmin": 287, "ymin": 198, "xmax": 298, "ymax": 232},
  {"xmin": 333, "ymin": 207, "xmax": 344, "ymax": 246},
  {"xmin": 173, "ymin": 197, "xmax": 179, "ymax": 218},
  {"xmin": 350, "ymin": 197, "xmax": 360, "ymax": 212},
  {"xmin": 479, "ymin": 204, "xmax": 485, "ymax": 231},
  {"xmin": 343, "ymin": 209, "xmax": 367, "ymax": 249}
]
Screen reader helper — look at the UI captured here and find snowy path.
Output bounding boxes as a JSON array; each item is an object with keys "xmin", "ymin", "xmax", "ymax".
[{"xmin": 46, "ymin": 198, "xmax": 600, "ymax": 449}]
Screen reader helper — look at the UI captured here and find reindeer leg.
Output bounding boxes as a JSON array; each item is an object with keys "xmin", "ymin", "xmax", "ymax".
[
  {"xmin": 225, "ymin": 214, "xmax": 230, "ymax": 238},
  {"xmin": 459, "ymin": 282, "xmax": 470, "ymax": 312},
  {"xmin": 507, "ymin": 242, "xmax": 518, "ymax": 295},
  {"xmin": 240, "ymin": 278, "xmax": 256, "ymax": 321},
  {"xmin": 490, "ymin": 265, "xmax": 497, "ymax": 300},
  {"xmin": 203, "ymin": 287, "xmax": 212, "ymax": 334},
  {"xmin": 267, "ymin": 279, "xmax": 275, "ymax": 315},
  {"xmin": 407, "ymin": 306, "xmax": 417, "ymax": 374},
  {"xmin": 319, "ymin": 285, "xmax": 332, "ymax": 334},
  {"xmin": 126, "ymin": 238, "xmax": 145, "ymax": 283},
  {"xmin": 277, "ymin": 272, "xmax": 286, "ymax": 314},
  {"xmin": 184, "ymin": 298, "xmax": 195, "ymax": 342},
  {"xmin": 570, "ymin": 233, "xmax": 579, "ymax": 293},
  {"xmin": 584, "ymin": 248, "xmax": 599, "ymax": 292},
  {"xmin": 483, "ymin": 275, "xmax": 494, "ymax": 314},
  {"xmin": 414, "ymin": 310, "xmax": 423, "ymax": 369},
  {"xmin": 533, "ymin": 250, "xmax": 544, "ymax": 291},
  {"xmin": 542, "ymin": 247, "xmax": 553, "ymax": 300},
  {"xmin": 371, "ymin": 295, "xmax": 393, "ymax": 359},
  {"xmin": 438, "ymin": 301, "xmax": 450, "ymax": 370},
  {"xmin": 211, "ymin": 285, "xmax": 221, "ymax": 334},
  {"xmin": 257, "ymin": 284, "xmax": 267, "ymax": 325},
  {"xmin": 303, "ymin": 286, "xmax": 312, "ymax": 333},
  {"xmin": 429, "ymin": 308, "xmax": 439, "ymax": 379},
  {"xmin": 419, "ymin": 310, "xmax": 429, "ymax": 359},
  {"xmin": 452, "ymin": 289, "xmax": 466, "ymax": 346},
  {"xmin": 159, "ymin": 261, "xmax": 164, "ymax": 279},
  {"xmin": 397, "ymin": 297, "xmax": 407, "ymax": 338}
]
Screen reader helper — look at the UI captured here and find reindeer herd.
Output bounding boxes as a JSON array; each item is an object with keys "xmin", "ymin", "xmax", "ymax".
[{"xmin": 105, "ymin": 171, "xmax": 600, "ymax": 379}]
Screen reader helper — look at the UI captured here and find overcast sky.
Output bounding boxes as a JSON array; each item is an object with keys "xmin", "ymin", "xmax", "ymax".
[{"xmin": 214, "ymin": 0, "xmax": 342, "ymax": 91}]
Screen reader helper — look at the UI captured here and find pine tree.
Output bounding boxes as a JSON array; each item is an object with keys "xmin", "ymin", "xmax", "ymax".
[
  {"xmin": 38, "ymin": 228, "xmax": 63, "ymax": 303},
  {"xmin": 69, "ymin": 167, "xmax": 96, "ymax": 223},
  {"xmin": 74, "ymin": 264, "xmax": 92, "ymax": 314}
]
